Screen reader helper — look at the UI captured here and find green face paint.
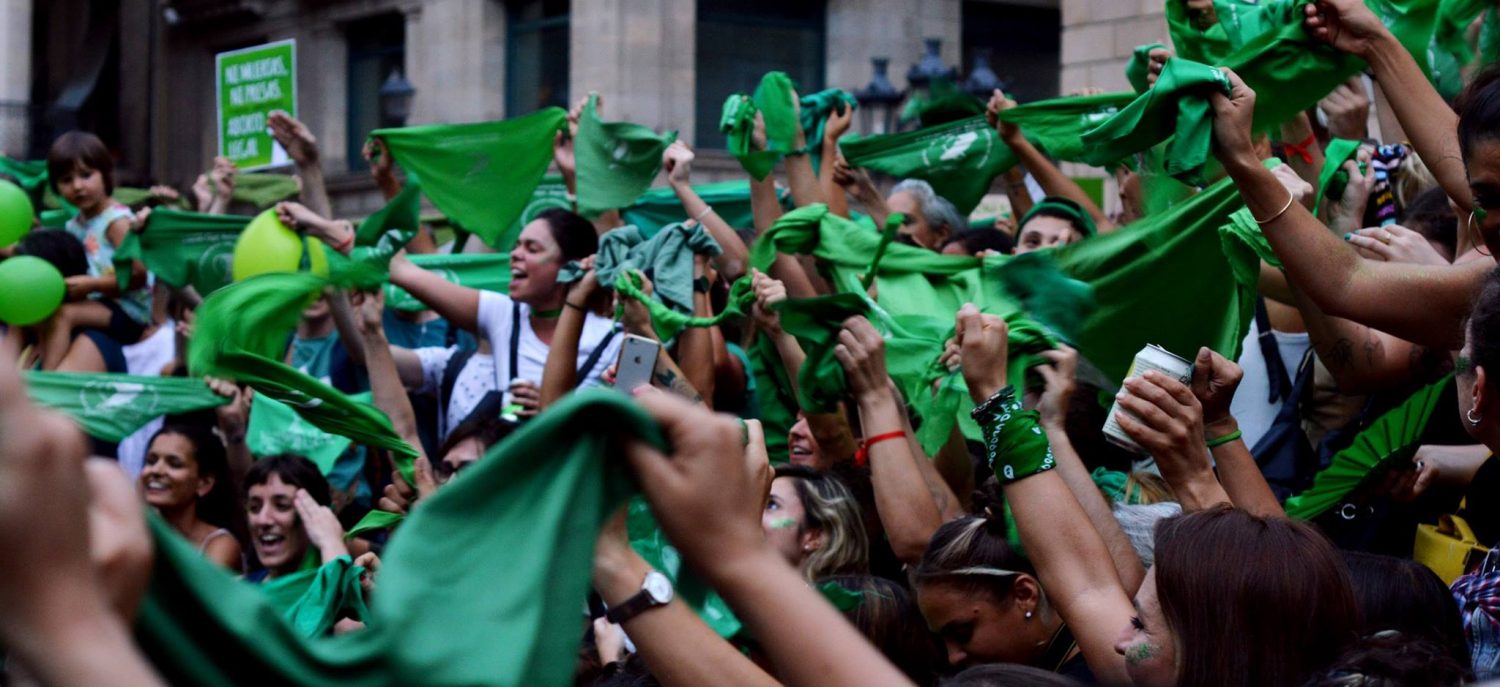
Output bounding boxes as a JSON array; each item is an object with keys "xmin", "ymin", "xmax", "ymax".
[
  {"xmin": 1458, "ymin": 355, "xmax": 1474, "ymax": 376},
  {"xmin": 1125, "ymin": 642, "xmax": 1156, "ymax": 666},
  {"xmin": 768, "ymin": 517, "xmax": 798, "ymax": 530}
]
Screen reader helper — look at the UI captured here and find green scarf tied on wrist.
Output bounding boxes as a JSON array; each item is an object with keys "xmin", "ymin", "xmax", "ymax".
[
  {"xmin": 373, "ymin": 107, "xmax": 567, "ymax": 249},
  {"xmin": 24, "ymin": 372, "xmax": 229, "ymax": 442},
  {"xmin": 973, "ymin": 386, "xmax": 1056, "ymax": 483},
  {"xmin": 575, "ymin": 94, "xmax": 677, "ymax": 219},
  {"xmin": 113, "ymin": 209, "xmax": 251, "ymax": 296}
]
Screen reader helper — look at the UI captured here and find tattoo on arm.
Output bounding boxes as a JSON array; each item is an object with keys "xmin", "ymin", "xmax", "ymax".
[{"xmin": 653, "ymin": 367, "xmax": 703, "ymax": 404}]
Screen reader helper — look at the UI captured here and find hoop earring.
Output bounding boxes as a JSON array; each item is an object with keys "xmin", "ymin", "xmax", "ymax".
[
  {"xmin": 1470, "ymin": 211, "xmax": 1493, "ymax": 258},
  {"xmin": 1469, "ymin": 408, "xmax": 1483, "ymax": 426}
]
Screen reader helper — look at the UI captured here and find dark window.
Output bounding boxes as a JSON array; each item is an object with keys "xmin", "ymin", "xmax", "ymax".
[
  {"xmin": 695, "ymin": 0, "xmax": 826, "ymax": 148},
  {"xmin": 962, "ymin": 1, "xmax": 1060, "ymax": 103},
  {"xmin": 507, "ymin": 0, "xmax": 570, "ymax": 116},
  {"xmin": 346, "ymin": 13, "xmax": 406, "ymax": 172}
]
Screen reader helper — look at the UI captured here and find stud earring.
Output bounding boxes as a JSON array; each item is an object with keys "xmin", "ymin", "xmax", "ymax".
[{"xmin": 1024, "ymin": 610, "xmax": 1033, "ymax": 620}]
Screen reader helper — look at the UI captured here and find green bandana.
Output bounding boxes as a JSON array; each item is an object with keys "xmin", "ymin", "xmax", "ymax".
[
  {"xmin": 374, "ymin": 108, "xmax": 567, "ymax": 248},
  {"xmin": 799, "ymin": 88, "xmax": 860, "ymax": 170},
  {"xmin": 621, "ymin": 180, "xmax": 788, "ymax": 238},
  {"xmin": 1080, "ymin": 58, "xmax": 1230, "ymax": 186},
  {"xmin": 562, "ymin": 222, "xmax": 721, "ymax": 316},
  {"xmin": 232, "ymin": 173, "xmax": 302, "ymax": 209},
  {"xmin": 1126, "ymin": 43, "xmax": 1168, "ymax": 94},
  {"xmin": 901, "ymin": 78, "xmax": 986, "ymax": 128},
  {"xmin": 256, "ymin": 553, "xmax": 370, "ymax": 638},
  {"xmin": 721, "ymin": 72, "xmax": 799, "ymax": 180},
  {"xmin": 1315, "ymin": 138, "xmax": 1364, "ymax": 210},
  {"xmin": 972, "ymin": 386, "xmax": 1056, "ymax": 483},
  {"xmin": 1166, "ymin": 0, "xmax": 1278, "ymax": 64},
  {"xmin": 997, "ymin": 91, "xmax": 1139, "ymax": 168},
  {"xmin": 1367, "ymin": 0, "xmax": 1443, "ymax": 77},
  {"xmin": 840, "ymin": 115, "xmax": 1017, "ymax": 215},
  {"xmin": 0, "ymin": 156, "xmax": 47, "ymax": 192},
  {"xmin": 384, "ymin": 253, "xmax": 511, "ymax": 312},
  {"xmin": 113, "ymin": 209, "xmax": 249, "ymax": 296},
  {"xmin": 24, "ymin": 372, "xmax": 228, "ymax": 442},
  {"xmin": 356, "ymin": 180, "xmax": 422, "ymax": 246},
  {"xmin": 1019, "ymin": 196, "xmax": 1098, "ymax": 237},
  {"xmin": 574, "ymin": 94, "xmax": 677, "ymax": 219},
  {"xmin": 135, "ymin": 391, "xmax": 659, "ymax": 686},
  {"xmin": 246, "ymin": 392, "xmax": 366, "ymax": 474}
]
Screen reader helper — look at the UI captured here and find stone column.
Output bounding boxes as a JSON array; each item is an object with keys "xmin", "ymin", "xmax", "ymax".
[
  {"xmin": 0, "ymin": 0, "xmax": 32, "ymax": 157},
  {"xmin": 570, "ymin": 0, "xmax": 695, "ymax": 136},
  {"xmin": 1060, "ymin": 0, "xmax": 1165, "ymax": 94},
  {"xmin": 405, "ymin": 0, "xmax": 506, "ymax": 124}
]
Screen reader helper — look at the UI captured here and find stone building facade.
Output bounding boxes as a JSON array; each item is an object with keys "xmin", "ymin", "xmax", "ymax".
[{"xmin": 0, "ymin": 0, "xmax": 1103, "ymax": 218}]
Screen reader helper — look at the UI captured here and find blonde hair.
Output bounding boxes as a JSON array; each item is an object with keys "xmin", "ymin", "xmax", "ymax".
[{"xmin": 774, "ymin": 465, "xmax": 869, "ymax": 582}]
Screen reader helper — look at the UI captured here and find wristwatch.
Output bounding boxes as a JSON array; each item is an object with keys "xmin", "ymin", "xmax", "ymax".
[
  {"xmin": 693, "ymin": 275, "xmax": 712, "ymax": 294},
  {"xmin": 605, "ymin": 570, "xmax": 674, "ymax": 623}
]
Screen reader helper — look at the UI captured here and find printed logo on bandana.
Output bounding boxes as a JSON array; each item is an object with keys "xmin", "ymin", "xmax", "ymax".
[
  {"xmin": 920, "ymin": 124, "xmax": 993, "ymax": 173},
  {"xmin": 1080, "ymin": 107, "xmax": 1120, "ymax": 129},
  {"xmin": 78, "ymin": 381, "xmax": 160, "ymax": 419},
  {"xmin": 197, "ymin": 241, "xmax": 236, "ymax": 291}
]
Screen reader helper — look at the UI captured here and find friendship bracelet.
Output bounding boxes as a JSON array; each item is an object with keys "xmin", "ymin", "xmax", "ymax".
[
  {"xmin": 1282, "ymin": 132, "xmax": 1317, "ymax": 164},
  {"xmin": 854, "ymin": 431, "xmax": 907, "ymax": 468},
  {"xmin": 564, "ymin": 300, "xmax": 588, "ymax": 312},
  {"xmin": 1254, "ymin": 190, "xmax": 1296, "ymax": 226},
  {"xmin": 1205, "ymin": 429, "xmax": 1243, "ymax": 449}
]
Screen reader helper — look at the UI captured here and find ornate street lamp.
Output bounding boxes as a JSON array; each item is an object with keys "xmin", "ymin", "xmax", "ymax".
[
  {"xmin": 855, "ymin": 58, "xmax": 904, "ymax": 135},
  {"xmin": 379, "ymin": 69, "xmax": 416, "ymax": 128}
]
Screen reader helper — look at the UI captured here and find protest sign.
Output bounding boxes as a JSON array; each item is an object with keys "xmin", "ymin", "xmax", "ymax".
[{"xmin": 216, "ymin": 39, "xmax": 297, "ymax": 170}]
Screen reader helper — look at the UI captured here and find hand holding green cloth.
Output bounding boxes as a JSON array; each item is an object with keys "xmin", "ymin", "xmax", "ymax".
[
  {"xmin": 113, "ymin": 209, "xmax": 249, "ymax": 295},
  {"xmin": 135, "ymin": 391, "xmax": 659, "ymax": 686},
  {"xmin": 997, "ymin": 91, "xmax": 1139, "ymax": 168},
  {"xmin": 773, "ymin": 293, "xmax": 869, "ymax": 413},
  {"xmin": 1080, "ymin": 58, "xmax": 1230, "ymax": 186},
  {"xmin": 1127, "ymin": 43, "xmax": 1169, "ymax": 94},
  {"xmin": 627, "ymin": 497, "xmax": 742, "ymax": 637},
  {"xmin": 247, "ymin": 393, "xmax": 364, "ymax": 475},
  {"xmin": 799, "ymin": 88, "xmax": 859, "ymax": 163},
  {"xmin": 840, "ymin": 115, "xmax": 1018, "ymax": 215},
  {"xmin": 721, "ymin": 72, "xmax": 799, "ymax": 180},
  {"xmin": 23, "ymin": 372, "xmax": 228, "ymax": 442},
  {"xmin": 1315, "ymin": 138, "xmax": 1364, "ymax": 210},
  {"xmin": 622, "ymin": 180, "xmax": 788, "ymax": 238},
  {"xmin": 356, "ymin": 181, "xmax": 422, "ymax": 246},
  {"xmin": 574, "ymin": 95, "xmax": 677, "ymax": 219},
  {"xmin": 384, "ymin": 253, "xmax": 510, "ymax": 312},
  {"xmin": 258, "ymin": 553, "xmax": 370, "ymax": 638},
  {"xmin": 373, "ymin": 108, "xmax": 567, "ymax": 248},
  {"xmin": 233, "ymin": 173, "xmax": 303, "ymax": 209},
  {"xmin": 565, "ymin": 222, "xmax": 722, "ymax": 315}
]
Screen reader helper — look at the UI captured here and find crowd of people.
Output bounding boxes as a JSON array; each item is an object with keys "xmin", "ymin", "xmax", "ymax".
[{"xmin": 12, "ymin": 0, "xmax": 1500, "ymax": 685}]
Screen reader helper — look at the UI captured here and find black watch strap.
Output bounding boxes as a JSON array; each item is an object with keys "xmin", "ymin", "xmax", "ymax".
[
  {"xmin": 605, "ymin": 591, "xmax": 656, "ymax": 624},
  {"xmin": 693, "ymin": 275, "xmax": 711, "ymax": 294}
]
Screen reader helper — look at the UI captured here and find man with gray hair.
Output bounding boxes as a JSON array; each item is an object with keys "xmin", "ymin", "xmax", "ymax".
[{"xmin": 887, "ymin": 179, "xmax": 966, "ymax": 251}]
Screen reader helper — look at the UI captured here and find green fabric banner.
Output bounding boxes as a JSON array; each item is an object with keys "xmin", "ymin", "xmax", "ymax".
[
  {"xmin": 999, "ymin": 91, "xmax": 1139, "ymax": 169},
  {"xmin": 840, "ymin": 115, "xmax": 1017, "ymax": 215},
  {"xmin": 374, "ymin": 108, "xmax": 567, "ymax": 248},
  {"xmin": 721, "ymin": 72, "xmax": 800, "ymax": 180},
  {"xmin": 23, "ymin": 372, "xmax": 228, "ymax": 442},
  {"xmin": 622, "ymin": 180, "xmax": 785, "ymax": 237},
  {"xmin": 384, "ymin": 253, "xmax": 510, "ymax": 313},
  {"xmin": 901, "ymin": 79, "xmax": 986, "ymax": 128},
  {"xmin": 233, "ymin": 173, "xmax": 302, "ymax": 209},
  {"xmin": 1080, "ymin": 58, "xmax": 1230, "ymax": 186},
  {"xmin": 568, "ymin": 223, "xmax": 721, "ymax": 316},
  {"xmin": 114, "ymin": 208, "xmax": 249, "ymax": 295},
  {"xmin": 1166, "ymin": 0, "xmax": 1275, "ymax": 65},
  {"xmin": 135, "ymin": 391, "xmax": 657, "ymax": 686},
  {"xmin": 247, "ymin": 392, "xmax": 367, "ymax": 475},
  {"xmin": 356, "ymin": 181, "xmax": 422, "ymax": 246},
  {"xmin": 258, "ymin": 554, "xmax": 370, "ymax": 638},
  {"xmin": 574, "ymin": 95, "xmax": 676, "ymax": 219}
]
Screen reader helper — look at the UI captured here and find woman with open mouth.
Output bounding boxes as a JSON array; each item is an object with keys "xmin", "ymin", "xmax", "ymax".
[
  {"xmin": 137, "ymin": 423, "xmax": 244, "ymax": 572},
  {"xmin": 240, "ymin": 454, "xmax": 349, "ymax": 581}
]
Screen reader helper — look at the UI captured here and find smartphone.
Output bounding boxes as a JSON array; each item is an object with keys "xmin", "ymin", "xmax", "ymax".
[{"xmin": 614, "ymin": 334, "xmax": 661, "ymax": 392}]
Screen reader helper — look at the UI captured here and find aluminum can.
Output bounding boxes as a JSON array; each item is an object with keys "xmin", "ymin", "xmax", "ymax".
[{"xmin": 1102, "ymin": 344, "xmax": 1194, "ymax": 453}]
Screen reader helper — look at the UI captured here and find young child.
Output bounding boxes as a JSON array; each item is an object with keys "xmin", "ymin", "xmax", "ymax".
[{"xmin": 42, "ymin": 131, "xmax": 151, "ymax": 370}]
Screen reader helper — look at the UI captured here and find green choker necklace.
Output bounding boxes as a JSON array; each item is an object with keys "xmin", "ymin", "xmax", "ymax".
[{"xmin": 532, "ymin": 308, "xmax": 564, "ymax": 319}]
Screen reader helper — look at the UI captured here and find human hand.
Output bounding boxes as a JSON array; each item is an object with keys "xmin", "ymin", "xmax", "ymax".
[
  {"xmin": 1189, "ymin": 347, "xmax": 1242, "ymax": 441},
  {"xmin": 147, "ymin": 185, "xmax": 180, "ymax": 206},
  {"xmin": 353, "ymin": 289, "xmax": 386, "ymax": 335},
  {"xmin": 362, "ymin": 138, "xmax": 395, "ymax": 181},
  {"xmin": 209, "ymin": 156, "xmax": 237, "ymax": 198},
  {"xmin": 1270, "ymin": 163, "xmax": 1315, "ymax": 209},
  {"xmin": 750, "ymin": 269, "xmax": 786, "ymax": 334},
  {"xmin": 593, "ymin": 617, "xmax": 629, "ymax": 665},
  {"xmin": 510, "ymin": 379, "xmax": 542, "ymax": 418},
  {"xmin": 1034, "ymin": 345, "xmax": 1078, "ymax": 429},
  {"xmin": 378, "ymin": 455, "xmax": 438, "ymax": 514},
  {"xmin": 1304, "ymin": 0, "xmax": 1390, "ymax": 58},
  {"xmin": 618, "ymin": 270, "xmax": 658, "ymax": 339},
  {"xmin": 267, "ymin": 111, "xmax": 320, "ymax": 166},
  {"xmin": 207, "ymin": 377, "xmax": 250, "ymax": 444},
  {"xmin": 64, "ymin": 276, "xmax": 93, "ymax": 301},
  {"xmin": 130, "ymin": 207, "xmax": 153, "ymax": 234},
  {"xmin": 751, "ymin": 111, "xmax": 768, "ymax": 152},
  {"xmin": 663, "ymin": 140, "xmax": 695, "ymax": 187},
  {"xmin": 622, "ymin": 390, "xmax": 765, "ymax": 577},
  {"xmin": 824, "ymin": 103, "xmax": 854, "ymax": 143},
  {"xmin": 1143, "ymin": 47, "xmax": 1173, "ymax": 89},
  {"xmin": 955, "ymin": 304, "xmax": 1009, "ymax": 403},
  {"xmin": 294, "ymin": 488, "xmax": 349, "ymax": 561},
  {"xmin": 354, "ymin": 552, "xmax": 381, "ymax": 597},
  {"xmin": 938, "ymin": 336, "xmax": 961, "ymax": 373},
  {"xmin": 1185, "ymin": 0, "xmax": 1218, "ymax": 29},
  {"xmin": 568, "ymin": 255, "xmax": 599, "ymax": 302},
  {"xmin": 986, "ymin": 90, "xmax": 1021, "ymax": 143},
  {"xmin": 1347, "ymin": 225, "xmax": 1449, "ymax": 265},
  {"xmin": 1328, "ymin": 147, "xmax": 1375, "ymax": 235},
  {"xmin": 1209, "ymin": 68, "xmax": 1259, "ymax": 171},
  {"xmin": 1320, "ymin": 78, "xmax": 1370, "ymax": 140},
  {"xmin": 192, "ymin": 174, "xmax": 213, "ymax": 211},
  {"xmin": 1115, "ymin": 371, "xmax": 1212, "ymax": 483},
  {"xmin": 833, "ymin": 316, "xmax": 891, "ymax": 401},
  {"xmin": 85, "ymin": 459, "xmax": 153, "ymax": 623},
  {"xmin": 275, "ymin": 200, "xmax": 328, "ymax": 234}
]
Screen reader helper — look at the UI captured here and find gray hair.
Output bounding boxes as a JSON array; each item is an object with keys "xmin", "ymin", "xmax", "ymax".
[
  {"xmin": 1112, "ymin": 501, "xmax": 1182, "ymax": 569},
  {"xmin": 891, "ymin": 179, "xmax": 966, "ymax": 235}
]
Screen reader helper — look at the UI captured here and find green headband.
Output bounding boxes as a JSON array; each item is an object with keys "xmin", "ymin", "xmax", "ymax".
[{"xmin": 1019, "ymin": 196, "xmax": 1096, "ymax": 238}]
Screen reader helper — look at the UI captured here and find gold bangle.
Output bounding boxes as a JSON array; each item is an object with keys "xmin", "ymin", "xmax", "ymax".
[{"xmin": 1254, "ymin": 190, "xmax": 1296, "ymax": 226}]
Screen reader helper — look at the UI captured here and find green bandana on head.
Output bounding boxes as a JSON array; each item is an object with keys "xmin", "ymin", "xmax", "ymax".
[{"xmin": 1019, "ymin": 196, "xmax": 1097, "ymax": 237}]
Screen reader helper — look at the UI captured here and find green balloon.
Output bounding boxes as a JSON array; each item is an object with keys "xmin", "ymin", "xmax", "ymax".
[
  {"xmin": 0, "ymin": 180, "xmax": 34, "ymax": 248},
  {"xmin": 0, "ymin": 256, "xmax": 65, "ymax": 325},
  {"xmin": 232, "ymin": 209, "xmax": 329, "ymax": 281}
]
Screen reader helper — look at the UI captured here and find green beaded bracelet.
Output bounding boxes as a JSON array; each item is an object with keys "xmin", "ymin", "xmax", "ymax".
[{"xmin": 1205, "ymin": 429, "xmax": 1242, "ymax": 449}]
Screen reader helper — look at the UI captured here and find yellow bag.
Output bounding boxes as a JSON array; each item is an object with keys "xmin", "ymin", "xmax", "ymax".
[{"xmin": 1414, "ymin": 513, "xmax": 1490, "ymax": 585}]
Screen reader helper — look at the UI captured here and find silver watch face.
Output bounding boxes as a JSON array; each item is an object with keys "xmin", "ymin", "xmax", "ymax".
[{"xmin": 643, "ymin": 571, "xmax": 674, "ymax": 604}]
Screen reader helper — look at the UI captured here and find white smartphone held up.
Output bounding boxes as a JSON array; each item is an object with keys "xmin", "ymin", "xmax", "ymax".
[{"xmin": 613, "ymin": 334, "xmax": 661, "ymax": 392}]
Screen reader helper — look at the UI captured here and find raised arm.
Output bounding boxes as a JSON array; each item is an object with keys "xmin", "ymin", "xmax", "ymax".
[
  {"xmin": 820, "ymin": 107, "xmax": 855, "ymax": 219},
  {"xmin": 954, "ymin": 305, "xmax": 1133, "ymax": 684},
  {"xmin": 834, "ymin": 317, "xmax": 946, "ymax": 564},
  {"xmin": 1035, "ymin": 346, "xmax": 1146, "ymax": 594},
  {"xmin": 784, "ymin": 91, "xmax": 825, "ymax": 209},
  {"xmin": 540, "ymin": 262, "xmax": 598, "ymax": 408},
  {"xmin": 990, "ymin": 92, "xmax": 1113, "ymax": 232},
  {"xmin": 1212, "ymin": 68, "xmax": 1483, "ymax": 350},
  {"xmin": 625, "ymin": 391, "xmax": 915, "ymax": 687},
  {"xmin": 664, "ymin": 142, "xmax": 750, "ymax": 280},
  {"xmin": 208, "ymin": 378, "xmax": 254, "ymax": 483},
  {"xmin": 268, "ymin": 111, "xmax": 332, "ymax": 219},
  {"xmin": 388, "ymin": 253, "xmax": 482, "ymax": 333},
  {"xmin": 1189, "ymin": 348, "xmax": 1283, "ymax": 518},
  {"xmin": 356, "ymin": 291, "xmax": 425, "ymax": 457},
  {"xmin": 677, "ymin": 256, "xmax": 717, "ymax": 405},
  {"xmin": 1306, "ymin": 0, "xmax": 1471, "ymax": 213}
]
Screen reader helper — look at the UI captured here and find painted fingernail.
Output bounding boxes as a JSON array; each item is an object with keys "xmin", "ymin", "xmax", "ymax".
[{"xmin": 1343, "ymin": 233, "xmax": 1352, "ymax": 241}]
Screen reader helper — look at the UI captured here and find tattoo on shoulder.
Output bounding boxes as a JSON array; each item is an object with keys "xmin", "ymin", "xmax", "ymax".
[{"xmin": 1322, "ymin": 338, "xmax": 1355, "ymax": 371}]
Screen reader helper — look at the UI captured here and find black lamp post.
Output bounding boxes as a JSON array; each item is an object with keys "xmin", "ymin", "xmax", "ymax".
[
  {"xmin": 964, "ymin": 48, "xmax": 1006, "ymax": 99},
  {"xmin": 379, "ymin": 69, "xmax": 416, "ymax": 128},
  {"xmin": 855, "ymin": 58, "xmax": 904, "ymax": 135},
  {"xmin": 906, "ymin": 38, "xmax": 958, "ymax": 96}
]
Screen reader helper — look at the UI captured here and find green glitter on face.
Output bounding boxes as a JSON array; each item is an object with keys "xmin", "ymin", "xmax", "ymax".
[
  {"xmin": 1125, "ymin": 643, "xmax": 1155, "ymax": 665},
  {"xmin": 768, "ymin": 517, "xmax": 798, "ymax": 530}
]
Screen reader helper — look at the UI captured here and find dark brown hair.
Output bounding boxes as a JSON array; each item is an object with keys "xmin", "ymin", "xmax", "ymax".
[
  {"xmin": 46, "ymin": 130, "xmax": 114, "ymax": 194},
  {"xmin": 912, "ymin": 513, "xmax": 1035, "ymax": 606},
  {"xmin": 1153, "ymin": 506, "xmax": 1359, "ymax": 687},
  {"xmin": 819, "ymin": 575, "xmax": 945, "ymax": 686},
  {"xmin": 1466, "ymin": 267, "xmax": 1500, "ymax": 385}
]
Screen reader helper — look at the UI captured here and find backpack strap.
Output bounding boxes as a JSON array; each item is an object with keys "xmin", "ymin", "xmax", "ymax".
[
  {"xmin": 438, "ymin": 348, "xmax": 478, "ymax": 434},
  {"xmin": 508, "ymin": 300, "xmax": 522, "ymax": 386},
  {"xmin": 1254, "ymin": 298, "xmax": 1294, "ymax": 404},
  {"xmin": 576, "ymin": 326, "xmax": 620, "ymax": 381}
]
